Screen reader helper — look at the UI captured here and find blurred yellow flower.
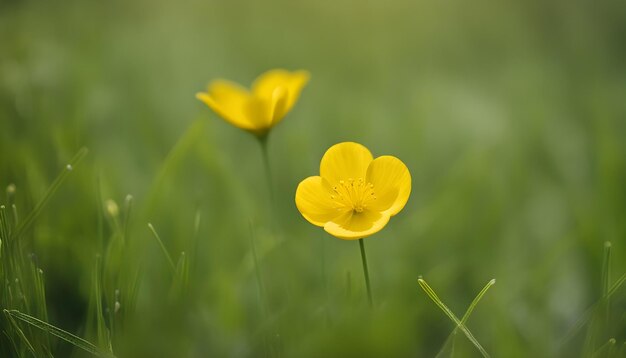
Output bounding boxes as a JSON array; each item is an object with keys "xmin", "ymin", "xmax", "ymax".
[
  {"xmin": 196, "ymin": 69, "xmax": 310, "ymax": 136},
  {"xmin": 296, "ymin": 142, "xmax": 411, "ymax": 240}
]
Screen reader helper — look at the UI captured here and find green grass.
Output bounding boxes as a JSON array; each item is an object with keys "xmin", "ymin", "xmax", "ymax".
[
  {"xmin": 1, "ymin": 0, "xmax": 626, "ymax": 356},
  {"xmin": 418, "ymin": 277, "xmax": 495, "ymax": 357}
]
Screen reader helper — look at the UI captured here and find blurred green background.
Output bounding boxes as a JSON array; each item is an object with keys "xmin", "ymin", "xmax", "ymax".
[{"xmin": 1, "ymin": 0, "xmax": 625, "ymax": 356}]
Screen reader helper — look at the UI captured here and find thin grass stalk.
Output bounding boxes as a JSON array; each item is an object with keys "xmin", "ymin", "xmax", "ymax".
[
  {"xmin": 5, "ymin": 309, "xmax": 115, "ymax": 358},
  {"xmin": 147, "ymin": 223, "xmax": 176, "ymax": 274},
  {"xmin": 583, "ymin": 242, "xmax": 614, "ymax": 356},
  {"xmin": 435, "ymin": 279, "xmax": 496, "ymax": 358},
  {"xmin": 12, "ymin": 147, "xmax": 88, "ymax": 241},
  {"xmin": 418, "ymin": 278, "xmax": 490, "ymax": 358},
  {"xmin": 122, "ymin": 195, "xmax": 133, "ymax": 246},
  {"xmin": 4, "ymin": 311, "xmax": 37, "ymax": 357},
  {"xmin": 559, "ymin": 271, "xmax": 626, "ymax": 347}
]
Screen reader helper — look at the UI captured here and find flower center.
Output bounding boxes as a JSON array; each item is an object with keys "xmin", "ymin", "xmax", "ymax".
[{"xmin": 330, "ymin": 178, "xmax": 376, "ymax": 213}]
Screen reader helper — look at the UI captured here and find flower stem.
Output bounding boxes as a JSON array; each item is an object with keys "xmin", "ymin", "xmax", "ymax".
[
  {"xmin": 257, "ymin": 134, "xmax": 274, "ymax": 205},
  {"xmin": 358, "ymin": 239, "xmax": 373, "ymax": 307}
]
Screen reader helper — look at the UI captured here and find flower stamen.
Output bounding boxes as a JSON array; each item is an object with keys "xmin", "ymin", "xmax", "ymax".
[{"xmin": 331, "ymin": 177, "xmax": 376, "ymax": 213}]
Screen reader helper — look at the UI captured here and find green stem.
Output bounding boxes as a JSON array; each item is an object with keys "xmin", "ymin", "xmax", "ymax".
[
  {"xmin": 257, "ymin": 134, "xmax": 274, "ymax": 205},
  {"xmin": 358, "ymin": 239, "xmax": 373, "ymax": 307}
]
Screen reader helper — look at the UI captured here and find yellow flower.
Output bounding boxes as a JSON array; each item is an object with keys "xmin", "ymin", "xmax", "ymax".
[
  {"xmin": 295, "ymin": 142, "xmax": 411, "ymax": 240},
  {"xmin": 196, "ymin": 69, "xmax": 310, "ymax": 136}
]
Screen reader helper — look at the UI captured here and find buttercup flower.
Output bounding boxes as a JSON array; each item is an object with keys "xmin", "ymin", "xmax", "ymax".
[
  {"xmin": 296, "ymin": 142, "xmax": 411, "ymax": 239},
  {"xmin": 196, "ymin": 69, "xmax": 310, "ymax": 137}
]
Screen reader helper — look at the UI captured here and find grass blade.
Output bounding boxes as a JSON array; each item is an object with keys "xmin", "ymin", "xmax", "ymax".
[
  {"xmin": 170, "ymin": 251, "xmax": 189, "ymax": 299},
  {"xmin": 12, "ymin": 147, "xmax": 88, "ymax": 240},
  {"xmin": 93, "ymin": 256, "xmax": 111, "ymax": 352},
  {"xmin": 418, "ymin": 278, "xmax": 491, "ymax": 358},
  {"xmin": 147, "ymin": 223, "xmax": 176, "ymax": 274},
  {"xmin": 461, "ymin": 279, "xmax": 496, "ymax": 324},
  {"xmin": 601, "ymin": 242, "xmax": 611, "ymax": 299},
  {"xmin": 122, "ymin": 194, "xmax": 134, "ymax": 245},
  {"xmin": 5, "ymin": 309, "xmax": 114, "ymax": 358},
  {"xmin": 0, "ymin": 205, "xmax": 10, "ymax": 242},
  {"xmin": 559, "ymin": 271, "xmax": 626, "ymax": 346},
  {"xmin": 608, "ymin": 272, "xmax": 626, "ymax": 297},
  {"xmin": 558, "ymin": 241, "xmax": 626, "ymax": 351},
  {"xmin": 4, "ymin": 310, "xmax": 37, "ymax": 357},
  {"xmin": 435, "ymin": 279, "xmax": 496, "ymax": 358},
  {"xmin": 581, "ymin": 242, "xmax": 614, "ymax": 357}
]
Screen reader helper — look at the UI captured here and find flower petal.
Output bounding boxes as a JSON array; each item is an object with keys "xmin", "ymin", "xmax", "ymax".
[
  {"xmin": 252, "ymin": 69, "xmax": 310, "ymax": 115},
  {"xmin": 295, "ymin": 176, "xmax": 345, "ymax": 227},
  {"xmin": 324, "ymin": 210, "xmax": 390, "ymax": 240},
  {"xmin": 242, "ymin": 86, "xmax": 289, "ymax": 133},
  {"xmin": 268, "ymin": 86, "xmax": 289, "ymax": 127},
  {"xmin": 196, "ymin": 80, "xmax": 258, "ymax": 131},
  {"xmin": 319, "ymin": 142, "xmax": 374, "ymax": 184},
  {"xmin": 242, "ymin": 97, "xmax": 272, "ymax": 134},
  {"xmin": 366, "ymin": 156, "xmax": 411, "ymax": 216}
]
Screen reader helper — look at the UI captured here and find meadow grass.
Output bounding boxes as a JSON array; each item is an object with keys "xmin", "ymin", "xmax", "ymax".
[{"xmin": 1, "ymin": 0, "xmax": 626, "ymax": 356}]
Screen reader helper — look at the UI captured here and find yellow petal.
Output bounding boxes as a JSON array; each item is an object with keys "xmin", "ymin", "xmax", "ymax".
[
  {"xmin": 295, "ymin": 176, "xmax": 345, "ymax": 227},
  {"xmin": 240, "ymin": 87, "xmax": 289, "ymax": 134},
  {"xmin": 243, "ymin": 97, "xmax": 272, "ymax": 132},
  {"xmin": 319, "ymin": 142, "xmax": 373, "ymax": 184},
  {"xmin": 324, "ymin": 210, "xmax": 390, "ymax": 240},
  {"xmin": 268, "ymin": 86, "xmax": 289, "ymax": 127},
  {"xmin": 252, "ymin": 69, "xmax": 310, "ymax": 115},
  {"xmin": 196, "ymin": 80, "xmax": 258, "ymax": 131},
  {"xmin": 366, "ymin": 156, "xmax": 411, "ymax": 216}
]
